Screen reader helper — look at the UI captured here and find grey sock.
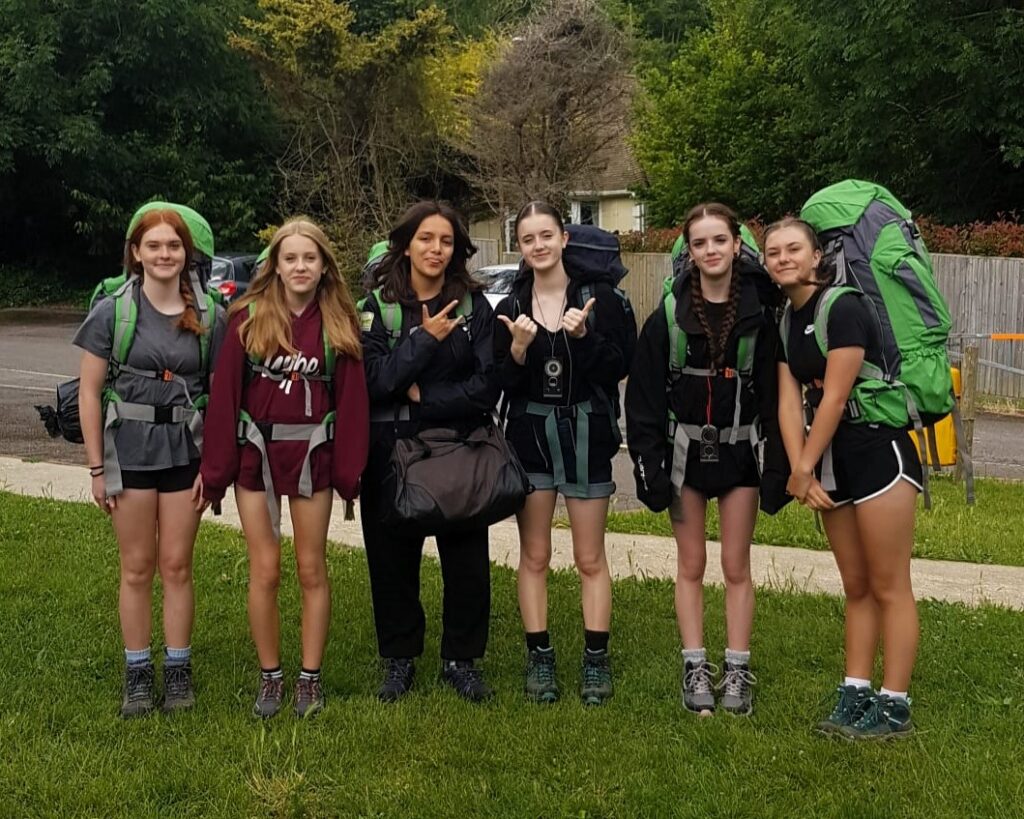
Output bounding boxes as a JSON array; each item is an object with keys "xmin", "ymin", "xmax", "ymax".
[
  {"xmin": 165, "ymin": 646, "xmax": 191, "ymax": 667},
  {"xmin": 725, "ymin": 648, "xmax": 750, "ymax": 666},
  {"xmin": 682, "ymin": 648, "xmax": 707, "ymax": 665}
]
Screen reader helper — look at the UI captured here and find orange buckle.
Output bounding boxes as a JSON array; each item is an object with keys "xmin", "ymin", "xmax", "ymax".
[
  {"xmin": 161, "ymin": 369, "xmax": 175, "ymax": 382},
  {"xmin": 722, "ymin": 367, "xmax": 737, "ymax": 379},
  {"xmin": 289, "ymin": 371, "xmax": 300, "ymax": 382}
]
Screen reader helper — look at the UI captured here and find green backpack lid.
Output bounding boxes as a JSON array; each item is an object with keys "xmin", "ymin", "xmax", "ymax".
[
  {"xmin": 366, "ymin": 240, "xmax": 389, "ymax": 266},
  {"xmin": 126, "ymin": 201, "xmax": 215, "ymax": 260}
]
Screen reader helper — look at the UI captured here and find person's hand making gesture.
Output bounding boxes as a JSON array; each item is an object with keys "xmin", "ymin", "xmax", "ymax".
[
  {"xmin": 561, "ymin": 297, "xmax": 596, "ymax": 339},
  {"xmin": 497, "ymin": 313, "xmax": 539, "ymax": 365},
  {"xmin": 421, "ymin": 300, "xmax": 463, "ymax": 341}
]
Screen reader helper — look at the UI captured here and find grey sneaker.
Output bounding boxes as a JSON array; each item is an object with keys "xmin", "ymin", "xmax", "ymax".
[
  {"xmin": 816, "ymin": 685, "xmax": 872, "ymax": 735},
  {"xmin": 294, "ymin": 677, "xmax": 325, "ymax": 718},
  {"xmin": 161, "ymin": 662, "xmax": 195, "ymax": 713},
  {"xmin": 121, "ymin": 662, "xmax": 156, "ymax": 718},
  {"xmin": 525, "ymin": 647, "xmax": 559, "ymax": 703},
  {"xmin": 717, "ymin": 661, "xmax": 756, "ymax": 716},
  {"xmin": 580, "ymin": 651, "xmax": 613, "ymax": 706},
  {"xmin": 682, "ymin": 660, "xmax": 717, "ymax": 715},
  {"xmin": 252, "ymin": 674, "xmax": 284, "ymax": 719}
]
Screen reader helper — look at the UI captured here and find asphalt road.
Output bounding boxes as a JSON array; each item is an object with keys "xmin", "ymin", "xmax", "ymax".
[{"xmin": 2, "ymin": 308, "xmax": 1021, "ymax": 492}]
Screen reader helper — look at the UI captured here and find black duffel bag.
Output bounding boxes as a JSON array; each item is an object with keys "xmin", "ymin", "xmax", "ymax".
[
  {"xmin": 35, "ymin": 378, "xmax": 84, "ymax": 444},
  {"xmin": 384, "ymin": 420, "xmax": 529, "ymax": 535}
]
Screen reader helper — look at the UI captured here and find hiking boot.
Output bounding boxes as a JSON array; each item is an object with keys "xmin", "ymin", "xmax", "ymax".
[
  {"xmin": 816, "ymin": 685, "xmax": 872, "ymax": 735},
  {"xmin": 294, "ymin": 677, "xmax": 325, "ymax": 718},
  {"xmin": 120, "ymin": 662, "xmax": 156, "ymax": 718},
  {"xmin": 717, "ymin": 661, "xmax": 756, "ymax": 716},
  {"xmin": 839, "ymin": 694, "xmax": 914, "ymax": 741},
  {"xmin": 252, "ymin": 674, "xmax": 285, "ymax": 719},
  {"xmin": 682, "ymin": 660, "xmax": 717, "ymax": 715},
  {"xmin": 524, "ymin": 647, "xmax": 559, "ymax": 703},
  {"xmin": 377, "ymin": 658, "xmax": 415, "ymax": 703},
  {"xmin": 161, "ymin": 662, "xmax": 195, "ymax": 713},
  {"xmin": 441, "ymin": 660, "xmax": 494, "ymax": 702},
  {"xmin": 580, "ymin": 650, "xmax": 613, "ymax": 706}
]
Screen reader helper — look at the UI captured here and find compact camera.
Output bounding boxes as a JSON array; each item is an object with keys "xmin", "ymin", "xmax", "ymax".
[
  {"xmin": 542, "ymin": 356, "xmax": 565, "ymax": 400},
  {"xmin": 698, "ymin": 423, "xmax": 719, "ymax": 464}
]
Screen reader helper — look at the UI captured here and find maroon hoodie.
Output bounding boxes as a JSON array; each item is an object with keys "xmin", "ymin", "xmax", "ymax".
[{"xmin": 201, "ymin": 300, "xmax": 369, "ymax": 503}]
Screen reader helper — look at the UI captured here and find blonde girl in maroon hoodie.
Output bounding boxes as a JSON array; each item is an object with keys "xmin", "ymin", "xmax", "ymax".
[{"xmin": 201, "ymin": 219, "xmax": 369, "ymax": 719}]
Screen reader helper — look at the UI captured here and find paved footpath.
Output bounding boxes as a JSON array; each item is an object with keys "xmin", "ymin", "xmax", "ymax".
[{"xmin": 2, "ymin": 456, "xmax": 1022, "ymax": 611}]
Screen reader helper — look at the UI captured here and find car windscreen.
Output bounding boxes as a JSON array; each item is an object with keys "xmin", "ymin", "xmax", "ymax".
[{"xmin": 210, "ymin": 259, "xmax": 232, "ymax": 281}]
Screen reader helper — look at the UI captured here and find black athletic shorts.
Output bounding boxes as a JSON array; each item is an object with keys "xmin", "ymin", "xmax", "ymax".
[
  {"xmin": 821, "ymin": 432, "xmax": 923, "ymax": 506},
  {"xmin": 120, "ymin": 460, "xmax": 201, "ymax": 493}
]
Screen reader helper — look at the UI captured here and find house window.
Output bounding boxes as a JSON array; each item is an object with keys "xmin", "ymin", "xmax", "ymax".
[
  {"xmin": 570, "ymin": 200, "xmax": 600, "ymax": 227},
  {"xmin": 632, "ymin": 201, "xmax": 647, "ymax": 232}
]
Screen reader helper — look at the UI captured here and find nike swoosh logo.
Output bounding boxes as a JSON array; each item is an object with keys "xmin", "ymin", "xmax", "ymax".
[{"xmin": 804, "ymin": 325, "xmax": 815, "ymax": 335}]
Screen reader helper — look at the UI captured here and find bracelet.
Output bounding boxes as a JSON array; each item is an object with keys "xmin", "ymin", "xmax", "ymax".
[{"xmin": 89, "ymin": 467, "xmax": 105, "ymax": 477}]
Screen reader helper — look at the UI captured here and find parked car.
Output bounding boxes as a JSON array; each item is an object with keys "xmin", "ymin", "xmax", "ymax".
[
  {"xmin": 209, "ymin": 253, "xmax": 259, "ymax": 303},
  {"xmin": 473, "ymin": 263, "xmax": 519, "ymax": 309}
]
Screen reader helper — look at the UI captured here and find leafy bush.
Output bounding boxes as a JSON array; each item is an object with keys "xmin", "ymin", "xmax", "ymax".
[
  {"xmin": 0, "ymin": 265, "xmax": 92, "ymax": 308},
  {"xmin": 918, "ymin": 216, "xmax": 1024, "ymax": 258}
]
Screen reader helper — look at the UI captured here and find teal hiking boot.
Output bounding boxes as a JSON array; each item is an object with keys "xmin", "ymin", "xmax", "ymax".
[
  {"xmin": 839, "ymin": 693, "xmax": 914, "ymax": 741},
  {"xmin": 816, "ymin": 684, "xmax": 872, "ymax": 735},
  {"xmin": 581, "ymin": 650, "xmax": 613, "ymax": 706},
  {"xmin": 525, "ymin": 647, "xmax": 559, "ymax": 703}
]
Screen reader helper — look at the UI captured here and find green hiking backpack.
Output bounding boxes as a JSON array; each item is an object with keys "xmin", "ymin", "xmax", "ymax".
[
  {"xmin": 788, "ymin": 179, "xmax": 969, "ymax": 504},
  {"xmin": 360, "ymin": 287, "xmax": 474, "ymax": 349},
  {"xmin": 794, "ymin": 180, "xmax": 954, "ymax": 426},
  {"xmin": 89, "ymin": 201, "xmax": 222, "ymax": 311}
]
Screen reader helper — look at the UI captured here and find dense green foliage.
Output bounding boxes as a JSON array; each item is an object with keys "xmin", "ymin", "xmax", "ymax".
[
  {"xmin": 633, "ymin": 0, "xmax": 1024, "ymax": 225},
  {"xmin": 0, "ymin": 0, "xmax": 278, "ymax": 272},
  {"xmin": 2, "ymin": 492, "xmax": 1023, "ymax": 816}
]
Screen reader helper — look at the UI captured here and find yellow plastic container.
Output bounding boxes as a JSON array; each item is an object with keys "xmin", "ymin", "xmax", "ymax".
[{"xmin": 909, "ymin": 368, "xmax": 960, "ymax": 466}]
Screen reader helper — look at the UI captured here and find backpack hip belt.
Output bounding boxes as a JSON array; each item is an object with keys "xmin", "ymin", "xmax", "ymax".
[
  {"xmin": 522, "ymin": 399, "xmax": 594, "ymax": 490},
  {"xmin": 236, "ymin": 409, "xmax": 336, "ymax": 539},
  {"xmin": 102, "ymin": 399, "xmax": 204, "ymax": 497},
  {"xmin": 668, "ymin": 418, "xmax": 761, "ymax": 504}
]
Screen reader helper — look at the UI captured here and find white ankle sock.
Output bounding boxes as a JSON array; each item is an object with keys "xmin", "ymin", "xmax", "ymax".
[
  {"xmin": 879, "ymin": 687, "xmax": 908, "ymax": 702},
  {"xmin": 844, "ymin": 676, "xmax": 872, "ymax": 689}
]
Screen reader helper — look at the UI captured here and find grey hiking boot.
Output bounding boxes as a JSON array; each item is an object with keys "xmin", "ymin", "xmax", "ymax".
[
  {"xmin": 121, "ymin": 662, "xmax": 156, "ymax": 718},
  {"xmin": 580, "ymin": 650, "xmax": 613, "ymax": 706},
  {"xmin": 525, "ymin": 646, "xmax": 559, "ymax": 703},
  {"xmin": 839, "ymin": 693, "xmax": 914, "ymax": 741},
  {"xmin": 717, "ymin": 661, "xmax": 756, "ymax": 716},
  {"xmin": 682, "ymin": 660, "xmax": 717, "ymax": 715},
  {"xmin": 294, "ymin": 677, "xmax": 325, "ymax": 718},
  {"xmin": 161, "ymin": 662, "xmax": 195, "ymax": 713},
  {"xmin": 252, "ymin": 674, "xmax": 284, "ymax": 719},
  {"xmin": 816, "ymin": 685, "xmax": 872, "ymax": 735}
]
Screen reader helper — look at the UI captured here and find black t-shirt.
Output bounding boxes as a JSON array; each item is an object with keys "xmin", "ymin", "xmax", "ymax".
[{"xmin": 780, "ymin": 288, "xmax": 898, "ymax": 448}]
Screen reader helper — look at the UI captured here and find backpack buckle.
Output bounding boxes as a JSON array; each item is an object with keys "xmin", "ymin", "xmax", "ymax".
[
  {"xmin": 161, "ymin": 369, "xmax": 175, "ymax": 382},
  {"xmin": 722, "ymin": 367, "xmax": 736, "ymax": 379},
  {"xmin": 289, "ymin": 371, "xmax": 301, "ymax": 382}
]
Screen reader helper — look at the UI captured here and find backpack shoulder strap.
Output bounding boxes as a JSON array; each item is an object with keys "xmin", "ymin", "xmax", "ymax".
[
  {"xmin": 322, "ymin": 325, "xmax": 335, "ymax": 376},
  {"xmin": 111, "ymin": 278, "xmax": 139, "ymax": 367},
  {"xmin": 372, "ymin": 288, "xmax": 402, "ymax": 350},
  {"xmin": 779, "ymin": 304, "xmax": 792, "ymax": 359},
  {"xmin": 814, "ymin": 286, "xmax": 885, "ymax": 381},
  {"xmin": 736, "ymin": 329, "xmax": 757, "ymax": 376},
  {"xmin": 198, "ymin": 293, "xmax": 216, "ymax": 374},
  {"xmin": 455, "ymin": 291, "xmax": 474, "ymax": 342},
  {"xmin": 663, "ymin": 288, "xmax": 688, "ymax": 374}
]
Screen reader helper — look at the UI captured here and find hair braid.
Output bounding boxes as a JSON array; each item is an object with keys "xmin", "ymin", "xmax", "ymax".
[
  {"xmin": 176, "ymin": 269, "xmax": 203, "ymax": 336},
  {"xmin": 716, "ymin": 268, "xmax": 742, "ymax": 367}
]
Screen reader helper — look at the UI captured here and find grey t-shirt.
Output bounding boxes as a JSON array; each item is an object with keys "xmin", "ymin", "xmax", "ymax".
[{"xmin": 73, "ymin": 288, "xmax": 227, "ymax": 470}]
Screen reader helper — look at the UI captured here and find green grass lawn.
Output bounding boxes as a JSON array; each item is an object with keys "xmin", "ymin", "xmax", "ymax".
[
  {"xmin": 2, "ymin": 492, "xmax": 1023, "ymax": 818},
  {"xmin": 598, "ymin": 475, "xmax": 1024, "ymax": 567}
]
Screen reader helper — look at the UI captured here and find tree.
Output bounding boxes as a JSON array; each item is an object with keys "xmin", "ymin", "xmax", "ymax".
[
  {"xmin": 231, "ymin": 0, "xmax": 486, "ymax": 267},
  {"xmin": 0, "ymin": 0, "xmax": 279, "ymax": 268},
  {"xmin": 459, "ymin": 0, "xmax": 633, "ymax": 249},
  {"xmin": 632, "ymin": 0, "xmax": 817, "ymax": 225}
]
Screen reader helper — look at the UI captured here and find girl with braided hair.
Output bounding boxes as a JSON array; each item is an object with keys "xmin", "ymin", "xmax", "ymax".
[{"xmin": 625, "ymin": 202, "xmax": 780, "ymax": 716}]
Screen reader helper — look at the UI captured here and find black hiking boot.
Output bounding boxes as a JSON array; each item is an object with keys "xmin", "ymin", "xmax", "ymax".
[
  {"xmin": 441, "ymin": 660, "xmax": 494, "ymax": 702},
  {"xmin": 524, "ymin": 646, "xmax": 559, "ymax": 703},
  {"xmin": 377, "ymin": 658, "xmax": 415, "ymax": 703},
  {"xmin": 580, "ymin": 650, "xmax": 613, "ymax": 706}
]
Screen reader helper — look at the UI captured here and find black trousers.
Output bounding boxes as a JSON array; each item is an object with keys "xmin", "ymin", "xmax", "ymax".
[{"xmin": 360, "ymin": 443, "xmax": 491, "ymax": 660}]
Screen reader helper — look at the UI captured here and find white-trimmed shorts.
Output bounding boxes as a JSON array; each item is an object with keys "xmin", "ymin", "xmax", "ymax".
[{"xmin": 820, "ymin": 432, "xmax": 923, "ymax": 507}]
